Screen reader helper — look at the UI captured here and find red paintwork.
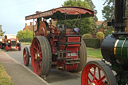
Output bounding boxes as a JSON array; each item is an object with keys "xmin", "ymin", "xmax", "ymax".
[
  {"xmin": 6, "ymin": 38, "xmax": 20, "ymax": 50},
  {"xmin": 50, "ymin": 39, "xmax": 57, "ymax": 54},
  {"xmin": 53, "ymin": 6, "xmax": 94, "ymax": 15},
  {"xmin": 31, "ymin": 38, "xmax": 42, "ymax": 75},
  {"xmin": 57, "ymin": 36, "xmax": 80, "ymax": 71},
  {"xmin": 25, "ymin": 6, "xmax": 94, "ymax": 20},
  {"xmin": 7, "ymin": 46, "xmax": 20, "ymax": 50},
  {"xmin": 65, "ymin": 44, "xmax": 80, "ymax": 71},
  {"xmin": 67, "ymin": 37, "xmax": 80, "ymax": 42},
  {"xmin": 81, "ymin": 63, "xmax": 108, "ymax": 85},
  {"xmin": 35, "ymin": 21, "xmax": 47, "ymax": 36}
]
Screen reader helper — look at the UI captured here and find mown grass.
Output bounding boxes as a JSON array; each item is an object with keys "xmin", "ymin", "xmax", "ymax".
[
  {"xmin": 0, "ymin": 64, "xmax": 14, "ymax": 85},
  {"xmin": 87, "ymin": 47, "xmax": 103, "ymax": 59}
]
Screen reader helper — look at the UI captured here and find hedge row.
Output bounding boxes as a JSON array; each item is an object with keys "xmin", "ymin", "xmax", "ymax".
[
  {"xmin": 83, "ymin": 38, "xmax": 103, "ymax": 48},
  {"xmin": 19, "ymin": 37, "xmax": 32, "ymax": 42}
]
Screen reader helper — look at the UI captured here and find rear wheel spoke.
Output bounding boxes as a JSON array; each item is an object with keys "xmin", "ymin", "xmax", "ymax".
[
  {"xmin": 93, "ymin": 67, "xmax": 96, "ymax": 80},
  {"xmin": 98, "ymin": 76, "xmax": 106, "ymax": 83},
  {"xmin": 81, "ymin": 61, "xmax": 117, "ymax": 85},
  {"xmin": 87, "ymin": 76, "xmax": 92, "ymax": 82},
  {"xmin": 89, "ymin": 70, "xmax": 98, "ymax": 81},
  {"xmin": 98, "ymin": 68, "xmax": 101, "ymax": 79},
  {"xmin": 35, "ymin": 61, "xmax": 42, "ymax": 74},
  {"xmin": 35, "ymin": 40, "xmax": 41, "ymax": 51},
  {"xmin": 34, "ymin": 45, "xmax": 38, "ymax": 51}
]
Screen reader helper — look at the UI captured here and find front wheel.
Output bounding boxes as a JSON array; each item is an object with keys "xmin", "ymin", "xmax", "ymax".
[
  {"xmin": 81, "ymin": 60, "xmax": 117, "ymax": 85},
  {"xmin": 23, "ymin": 47, "xmax": 30, "ymax": 66}
]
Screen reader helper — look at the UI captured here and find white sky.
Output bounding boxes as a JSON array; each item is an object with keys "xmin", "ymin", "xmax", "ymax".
[{"xmin": 0, "ymin": 0, "xmax": 104, "ymax": 34}]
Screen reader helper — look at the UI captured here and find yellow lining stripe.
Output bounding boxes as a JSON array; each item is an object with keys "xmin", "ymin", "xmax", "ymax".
[
  {"xmin": 126, "ymin": 20, "xmax": 128, "ymax": 33},
  {"xmin": 127, "ymin": 48, "xmax": 128, "ymax": 58},
  {"xmin": 121, "ymin": 39, "xmax": 126, "ymax": 58},
  {"xmin": 114, "ymin": 39, "xmax": 119, "ymax": 55}
]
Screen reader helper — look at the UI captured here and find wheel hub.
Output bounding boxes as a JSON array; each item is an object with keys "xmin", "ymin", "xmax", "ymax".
[
  {"xmin": 35, "ymin": 52, "xmax": 40, "ymax": 60},
  {"xmin": 23, "ymin": 55, "xmax": 26, "ymax": 58},
  {"xmin": 90, "ymin": 82, "xmax": 96, "ymax": 85}
]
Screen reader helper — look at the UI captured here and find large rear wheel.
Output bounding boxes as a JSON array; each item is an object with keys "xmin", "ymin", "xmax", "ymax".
[
  {"xmin": 81, "ymin": 60, "xmax": 117, "ymax": 85},
  {"xmin": 75, "ymin": 38, "xmax": 87, "ymax": 72},
  {"xmin": 31, "ymin": 36, "xmax": 52, "ymax": 77}
]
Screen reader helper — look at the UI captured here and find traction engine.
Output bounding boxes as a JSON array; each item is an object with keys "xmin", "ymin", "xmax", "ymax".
[
  {"xmin": 23, "ymin": 6, "xmax": 94, "ymax": 77},
  {"xmin": 81, "ymin": 0, "xmax": 128, "ymax": 85}
]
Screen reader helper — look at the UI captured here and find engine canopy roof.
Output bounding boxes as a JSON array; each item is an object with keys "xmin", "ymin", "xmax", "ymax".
[{"xmin": 25, "ymin": 6, "xmax": 94, "ymax": 20}]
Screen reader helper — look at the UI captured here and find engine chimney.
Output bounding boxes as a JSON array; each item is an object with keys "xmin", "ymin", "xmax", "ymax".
[{"xmin": 114, "ymin": 0, "xmax": 126, "ymax": 32}]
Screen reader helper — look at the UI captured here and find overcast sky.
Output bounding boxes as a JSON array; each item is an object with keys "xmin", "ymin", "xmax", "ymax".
[{"xmin": 0, "ymin": 0, "xmax": 104, "ymax": 35}]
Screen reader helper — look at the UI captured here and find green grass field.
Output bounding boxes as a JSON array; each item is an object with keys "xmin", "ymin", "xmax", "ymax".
[
  {"xmin": 87, "ymin": 47, "xmax": 103, "ymax": 59},
  {"xmin": 0, "ymin": 64, "xmax": 14, "ymax": 85}
]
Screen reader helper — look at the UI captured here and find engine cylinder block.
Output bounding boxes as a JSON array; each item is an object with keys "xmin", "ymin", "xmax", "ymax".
[{"xmin": 101, "ymin": 34, "xmax": 128, "ymax": 65}]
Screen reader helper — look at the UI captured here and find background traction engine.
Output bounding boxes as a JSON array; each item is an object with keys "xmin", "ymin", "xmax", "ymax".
[
  {"xmin": 23, "ymin": 6, "xmax": 94, "ymax": 77},
  {"xmin": 81, "ymin": 0, "xmax": 128, "ymax": 85}
]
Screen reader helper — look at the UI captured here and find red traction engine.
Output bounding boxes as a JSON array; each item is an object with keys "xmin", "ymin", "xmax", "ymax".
[
  {"xmin": 23, "ymin": 6, "xmax": 94, "ymax": 77},
  {"xmin": 81, "ymin": 0, "xmax": 128, "ymax": 85}
]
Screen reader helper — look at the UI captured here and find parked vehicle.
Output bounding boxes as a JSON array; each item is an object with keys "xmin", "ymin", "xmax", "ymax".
[{"xmin": 0, "ymin": 35, "xmax": 21, "ymax": 51}]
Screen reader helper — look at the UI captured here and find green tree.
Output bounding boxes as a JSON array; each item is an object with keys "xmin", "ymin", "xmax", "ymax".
[
  {"xmin": 16, "ymin": 30, "xmax": 33, "ymax": 40},
  {"xmin": 126, "ymin": 1, "xmax": 128, "ymax": 16},
  {"xmin": 0, "ymin": 25, "xmax": 5, "ymax": 36},
  {"xmin": 102, "ymin": 0, "xmax": 115, "ymax": 36},
  {"xmin": 86, "ymin": 0, "xmax": 98, "ymax": 33},
  {"xmin": 102, "ymin": 0, "xmax": 128, "ymax": 21},
  {"xmin": 59, "ymin": 0, "xmax": 94, "ymax": 34},
  {"xmin": 102, "ymin": 0, "xmax": 114, "ymax": 21},
  {"xmin": 102, "ymin": 0, "xmax": 128, "ymax": 36},
  {"xmin": 86, "ymin": 0, "xmax": 98, "ymax": 21}
]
